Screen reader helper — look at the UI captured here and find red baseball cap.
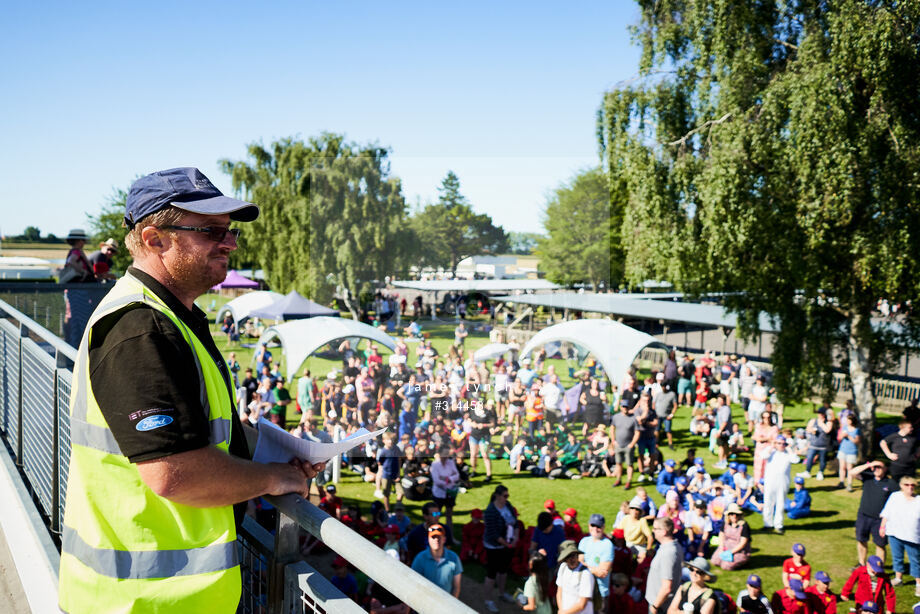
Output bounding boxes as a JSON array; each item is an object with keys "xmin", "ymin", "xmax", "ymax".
[
  {"xmin": 470, "ymin": 508, "xmax": 484, "ymax": 519},
  {"xmin": 332, "ymin": 555, "xmax": 348, "ymax": 568},
  {"xmin": 544, "ymin": 499, "xmax": 556, "ymax": 509},
  {"xmin": 564, "ymin": 507, "xmax": 577, "ymax": 518},
  {"xmin": 612, "ymin": 529, "xmax": 625, "ymax": 539}
]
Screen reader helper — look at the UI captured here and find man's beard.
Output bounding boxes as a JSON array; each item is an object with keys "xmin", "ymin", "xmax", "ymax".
[{"xmin": 171, "ymin": 250, "xmax": 227, "ymax": 297}]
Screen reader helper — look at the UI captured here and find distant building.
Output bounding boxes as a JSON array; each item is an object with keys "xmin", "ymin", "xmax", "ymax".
[{"xmin": 454, "ymin": 255, "xmax": 542, "ymax": 280}]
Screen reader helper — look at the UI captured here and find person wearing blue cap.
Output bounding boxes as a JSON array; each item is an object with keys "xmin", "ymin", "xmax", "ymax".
[
  {"xmin": 772, "ymin": 577, "xmax": 809, "ymax": 613},
  {"xmin": 737, "ymin": 574, "xmax": 771, "ymax": 614},
  {"xmin": 842, "ymin": 555, "xmax": 895, "ymax": 614},
  {"xmin": 785, "ymin": 476, "xmax": 812, "ymax": 519},
  {"xmin": 806, "ymin": 571, "xmax": 837, "ymax": 614},
  {"xmin": 762, "ymin": 434, "xmax": 795, "ymax": 535},
  {"xmin": 578, "ymin": 513, "xmax": 614, "ymax": 608},
  {"xmin": 782, "ymin": 543, "xmax": 811, "ymax": 589},
  {"xmin": 58, "ymin": 168, "xmax": 324, "ymax": 614},
  {"xmin": 657, "ymin": 459, "xmax": 679, "ymax": 496}
]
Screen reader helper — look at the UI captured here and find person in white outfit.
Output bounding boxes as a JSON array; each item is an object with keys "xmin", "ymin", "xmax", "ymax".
[{"xmin": 762, "ymin": 435, "xmax": 795, "ymax": 535}]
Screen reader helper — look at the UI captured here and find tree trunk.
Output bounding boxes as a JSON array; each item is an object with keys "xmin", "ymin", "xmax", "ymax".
[
  {"xmin": 341, "ymin": 286, "xmax": 360, "ymax": 321},
  {"xmin": 848, "ymin": 310, "xmax": 877, "ymax": 457}
]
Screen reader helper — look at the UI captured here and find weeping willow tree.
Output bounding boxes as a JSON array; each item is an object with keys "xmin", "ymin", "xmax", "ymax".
[
  {"xmin": 220, "ymin": 133, "xmax": 413, "ymax": 318},
  {"xmin": 600, "ymin": 0, "xmax": 920, "ymax": 449}
]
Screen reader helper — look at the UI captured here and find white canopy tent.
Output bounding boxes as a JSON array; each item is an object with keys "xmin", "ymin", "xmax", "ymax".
[
  {"xmin": 519, "ymin": 319, "xmax": 668, "ymax": 387},
  {"xmin": 473, "ymin": 343, "xmax": 511, "ymax": 362},
  {"xmin": 214, "ymin": 291, "xmax": 283, "ymax": 325},
  {"xmin": 256, "ymin": 316, "xmax": 397, "ymax": 383}
]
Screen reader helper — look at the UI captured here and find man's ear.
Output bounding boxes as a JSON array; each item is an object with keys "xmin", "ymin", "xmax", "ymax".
[{"xmin": 140, "ymin": 226, "xmax": 166, "ymax": 252}]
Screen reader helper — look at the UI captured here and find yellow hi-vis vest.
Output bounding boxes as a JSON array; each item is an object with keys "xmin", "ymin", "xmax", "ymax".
[{"xmin": 59, "ymin": 272, "xmax": 241, "ymax": 614}]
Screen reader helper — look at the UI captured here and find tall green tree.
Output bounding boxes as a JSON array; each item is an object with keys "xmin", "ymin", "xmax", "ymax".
[
  {"xmin": 87, "ymin": 188, "xmax": 132, "ymax": 273},
  {"xmin": 599, "ymin": 0, "xmax": 920, "ymax": 447},
  {"xmin": 220, "ymin": 134, "xmax": 412, "ymax": 318},
  {"xmin": 410, "ymin": 171, "xmax": 507, "ymax": 275},
  {"xmin": 536, "ymin": 167, "xmax": 619, "ymax": 290},
  {"xmin": 507, "ymin": 232, "xmax": 544, "ymax": 255},
  {"xmin": 22, "ymin": 226, "xmax": 41, "ymax": 242}
]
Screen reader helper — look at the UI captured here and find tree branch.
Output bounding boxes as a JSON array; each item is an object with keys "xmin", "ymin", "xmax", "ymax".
[
  {"xmin": 774, "ymin": 38, "xmax": 798, "ymax": 51},
  {"xmin": 668, "ymin": 113, "xmax": 733, "ymax": 148}
]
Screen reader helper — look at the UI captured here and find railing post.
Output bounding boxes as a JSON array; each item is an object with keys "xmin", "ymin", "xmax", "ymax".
[
  {"xmin": 51, "ymin": 349, "xmax": 68, "ymax": 534},
  {"xmin": 16, "ymin": 323, "xmax": 26, "ymax": 466},
  {"xmin": 269, "ymin": 510, "xmax": 302, "ymax": 614}
]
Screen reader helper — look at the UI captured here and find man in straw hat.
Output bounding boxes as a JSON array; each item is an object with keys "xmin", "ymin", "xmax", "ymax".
[
  {"xmin": 88, "ymin": 237, "xmax": 119, "ymax": 280},
  {"xmin": 556, "ymin": 539, "xmax": 595, "ymax": 614}
]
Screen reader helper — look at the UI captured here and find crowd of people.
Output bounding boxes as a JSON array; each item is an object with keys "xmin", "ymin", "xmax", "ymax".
[{"xmin": 230, "ymin": 325, "xmax": 920, "ymax": 614}]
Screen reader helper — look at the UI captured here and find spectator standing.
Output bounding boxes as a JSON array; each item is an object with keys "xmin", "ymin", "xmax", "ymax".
[
  {"xmin": 453, "ymin": 321, "xmax": 468, "ymax": 349},
  {"xmin": 851, "ymin": 460, "xmax": 897, "ymax": 566},
  {"xmin": 880, "ymin": 418, "xmax": 920, "ymax": 480},
  {"xmin": 87, "ymin": 237, "xmax": 119, "ymax": 280},
  {"xmin": 654, "ymin": 383, "xmax": 678, "ymax": 450},
  {"xmin": 737, "ymin": 574, "xmax": 773, "ymax": 614},
  {"xmin": 879, "ymin": 475, "xmax": 920, "ymax": 594},
  {"xmin": 532, "ymin": 512, "xmax": 567, "ymax": 569},
  {"xmin": 296, "ymin": 369, "xmax": 315, "ymax": 414},
  {"xmin": 763, "ymin": 435, "xmax": 795, "ymax": 535},
  {"xmin": 410, "ymin": 523, "xmax": 462, "ymax": 598},
  {"xmin": 522, "ymin": 553, "xmax": 553, "ymax": 614},
  {"xmin": 611, "ymin": 400, "xmax": 640, "ymax": 489},
  {"xmin": 837, "ymin": 413, "xmax": 861, "ymax": 491},
  {"xmin": 678, "ymin": 355, "xmax": 695, "ymax": 407},
  {"xmin": 578, "ymin": 513, "xmax": 614, "ymax": 609},
  {"xmin": 752, "ymin": 410, "xmax": 780, "ymax": 482},
  {"xmin": 375, "ymin": 433, "xmax": 402, "ymax": 512},
  {"xmin": 841, "ymin": 556, "xmax": 895, "ymax": 614},
  {"xmin": 430, "ymin": 446, "xmax": 461, "ymax": 527},
  {"xmin": 799, "ymin": 408, "xmax": 834, "ymax": 481},
  {"xmin": 483, "ymin": 485, "xmax": 518, "ymax": 613},
  {"xmin": 556, "ymin": 540, "xmax": 595, "ymax": 614},
  {"xmin": 646, "ymin": 517, "xmax": 684, "ymax": 614},
  {"xmin": 806, "ymin": 571, "xmax": 837, "ymax": 614}
]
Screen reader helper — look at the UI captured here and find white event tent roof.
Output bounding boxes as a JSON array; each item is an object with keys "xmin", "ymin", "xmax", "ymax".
[
  {"xmin": 495, "ymin": 292, "xmax": 778, "ymax": 333},
  {"xmin": 519, "ymin": 319, "xmax": 668, "ymax": 387},
  {"xmin": 214, "ymin": 291, "xmax": 283, "ymax": 325},
  {"xmin": 391, "ymin": 279, "xmax": 561, "ymax": 292},
  {"xmin": 256, "ymin": 316, "xmax": 397, "ymax": 383}
]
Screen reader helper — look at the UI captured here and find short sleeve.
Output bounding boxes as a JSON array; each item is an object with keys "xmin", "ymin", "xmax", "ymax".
[
  {"xmin": 578, "ymin": 568, "xmax": 595, "ymax": 598},
  {"xmin": 524, "ymin": 576, "xmax": 537, "ymax": 599},
  {"xmin": 89, "ymin": 306, "xmax": 211, "ymax": 463}
]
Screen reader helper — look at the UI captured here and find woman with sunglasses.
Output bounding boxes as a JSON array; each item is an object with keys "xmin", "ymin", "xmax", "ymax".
[
  {"xmin": 667, "ymin": 557, "xmax": 717, "ymax": 614},
  {"xmin": 879, "ymin": 475, "xmax": 920, "ymax": 596},
  {"xmin": 483, "ymin": 485, "xmax": 518, "ymax": 612}
]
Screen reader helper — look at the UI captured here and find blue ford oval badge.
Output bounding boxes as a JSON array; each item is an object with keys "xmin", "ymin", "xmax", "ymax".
[{"xmin": 136, "ymin": 415, "xmax": 174, "ymax": 431}]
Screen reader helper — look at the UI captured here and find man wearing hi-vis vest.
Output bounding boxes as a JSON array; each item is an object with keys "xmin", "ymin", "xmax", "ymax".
[{"xmin": 59, "ymin": 167, "xmax": 325, "ymax": 613}]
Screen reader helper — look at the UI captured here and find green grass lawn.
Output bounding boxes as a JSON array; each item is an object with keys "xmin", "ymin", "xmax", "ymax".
[{"xmin": 205, "ymin": 292, "xmax": 918, "ymax": 610}]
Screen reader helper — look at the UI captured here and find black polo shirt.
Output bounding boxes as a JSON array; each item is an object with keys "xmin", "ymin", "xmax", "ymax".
[
  {"xmin": 883, "ymin": 432, "xmax": 919, "ymax": 477},
  {"xmin": 88, "ymin": 267, "xmax": 250, "ymax": 522},
  {"xmin": 857, "ymin": 472, "xmax": 897, "ymax": 517}
]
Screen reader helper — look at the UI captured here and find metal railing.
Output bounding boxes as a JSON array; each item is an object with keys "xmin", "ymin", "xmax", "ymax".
[{"xmin": 0, "ymin": 297, "xmax": 476, "ymax": 614}]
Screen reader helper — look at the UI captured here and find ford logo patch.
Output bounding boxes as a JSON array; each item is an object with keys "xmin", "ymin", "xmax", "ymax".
[{"xmin": 136, "ymin": 415, "xmax": 174, "ymax": 431}]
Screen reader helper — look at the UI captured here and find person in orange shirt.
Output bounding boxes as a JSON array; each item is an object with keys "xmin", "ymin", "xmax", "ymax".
[
  {"xmin": 805, "ymin": 571, "xmax": 837, "ymax": 614},
  {"xmin": 782, "ymin": 543, "xmax": 812, "ymax": 588}
]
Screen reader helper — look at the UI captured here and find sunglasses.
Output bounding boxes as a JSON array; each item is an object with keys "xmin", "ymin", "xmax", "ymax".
[{"xmin": 161, "ymin": 225, "xmax": 241, "ymax": 242}]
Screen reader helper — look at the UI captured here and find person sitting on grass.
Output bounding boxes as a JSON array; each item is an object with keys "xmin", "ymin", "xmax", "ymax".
[
  {"xmin": 806, "ymin": 571, "xmax": 837, "ymax": 614},
  {"xmin": 785, "ymin": 476, "xmax": 812, "ymax": 519},
  {"xmin": 657, "ymin": 459, "xmax": 679, "ymax": 496},
  {"xmin": 681, "ymin": 500, "xmax": 713, "ymax": 561},
  {"xmin": 782, "ymin": 543, "xmax": 811, "ymax": 589},
  {"xmin": 841, "ymin": 556, "xmax": 895, "ymax": 614},
  {"xmin": 617, "ymin": 498, "xmax": 654, "ymax": 550},
  {"xmin": 633, "ymin": 487, "xmax": 658, "ymax": 523},
  {"xmin": 608, "ymin": 572, "xmax": 645, "ymax": 614},
  {"xmin": 709, "ymin": 504, "xmax": 750, "ymax": 571},
  {"xmin": 771, "ymin": 578, "xmax": 810, "ymax": 614},
  {"xmin": 737, "ymin": 574, "xmax": 772, "ymax": 614}
]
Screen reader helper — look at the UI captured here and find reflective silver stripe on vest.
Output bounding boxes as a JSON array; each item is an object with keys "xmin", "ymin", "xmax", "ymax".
[
  {"xmin": 62, "ymin": 526, "xmax": 239, "ymax": 579},
  {"xmin": 70, "ymin": 418, "xmax": 123, "ymax": 456},
  {"xmin": 210, "ymin": 418, "xmax": 231, "ymax": 446}
]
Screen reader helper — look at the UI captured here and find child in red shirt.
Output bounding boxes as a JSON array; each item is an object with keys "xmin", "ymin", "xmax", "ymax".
[
  {"xmin": 319, "ymin": 484, "xmax": 343, "ymax": 519},
  {"xmin": 563, "ymin": 507, "xmax": 583, "ymax": 542},
  {"xmin": 806, "ymin": 571, "xmax": 837, "ymax": 614},
  {"xmin": 783, "ymin": 543, "xmax": 812, "ymax": 588}
]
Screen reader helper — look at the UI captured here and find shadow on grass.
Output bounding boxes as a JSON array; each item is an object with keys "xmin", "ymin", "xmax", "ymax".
[{"xmin": 747, "ymin": 553, "xmax": 789, "ymax": 568}]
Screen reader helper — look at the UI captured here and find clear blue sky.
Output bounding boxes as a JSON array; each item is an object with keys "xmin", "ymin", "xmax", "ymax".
[{"xmin": 1, "ymin": 1, "xmax": 641, "ymax": 237}]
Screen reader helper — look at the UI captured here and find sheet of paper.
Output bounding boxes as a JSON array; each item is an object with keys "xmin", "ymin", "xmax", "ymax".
[{"xmin": 252, "ymin": 418, "xmax": 386, "ymax": 465}]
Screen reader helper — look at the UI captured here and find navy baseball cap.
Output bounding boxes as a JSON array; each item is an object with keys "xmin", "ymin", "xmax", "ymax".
[
  {"xmin": 665, "ymin": 459, "xmax": 676, "ymax": 468},
  {"xmin": 747, "ymin": 574, "xmax": 761, "ymax": 588},
  {"xmin": 789, "ymin": 578, "xmax": 806, "ymax": 600},
  {"xmin": 694, "ymin": 457, "xmax": 705, "ymax": 466},
  {"xmin": 125, "ymin": 167, "xmax": 259, "ymax": 228},
  {"xmin": 793, "ymin": 543, "xmax": 806, "ymax": 555},
  {"xmin": 729, "ymin": 462, "xmax": 739, "ymax": 471},
  {"xmin": 862, "ymin": 601, "xmax": 879, "ymax": 613},
  {"xmin": 794, "ymin": 476, "xmax": 805, "ymax": 485},
  {"xmin": 589, "ymin": 513, "xmax": 606, "ymax": 527},
  {"xmin": 676, "ymin": 476, "xmax": 688, "ymax": 486},
  {"xmin": 868, "ymin": 555, "xmax": 884, "ymax": 573},
  {"xmin": 815, "ymin": 571, "xmax": 831, "ymax": 584}
]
